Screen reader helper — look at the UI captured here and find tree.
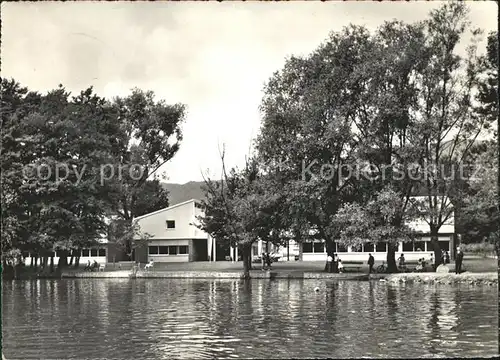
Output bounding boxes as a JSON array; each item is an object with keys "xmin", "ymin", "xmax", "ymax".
[
  {"xmin": 334, "ymin": 19, "xmax": 428, "ymax": 272},
  {"xmin": 104, "ymin": 89, "xmax": 185, "ymax": 260},
  {"xmin": 198, "ymin": 148, "xmax": 283, "ymax": 278},
  {"xmin": 1, "ymin": 79, "xmax": 184, "ymax": 275},
  {"xmin": 462, "ymin": 141, "xmax": 499, "ymax": 243},
  {"xmin": 107, "ymin": 218, "xmax": 151, "ymax": 265},
  {"xmin": 20, "ymin": 86, "xmax": 118, "ymax": 270},
  {"xmin": 1, "ymin": 79, "xmax": 49, "ymax": 272},
  {"xmin": 335, "ymin": 187, "xmax": 419, "ymax": 269},
  {"xmin": 405, "ymin": 3, "xmax": 492, "ymax": 269},
  {"xmin": 257, "ymin": 25, "xmax": 374, "ymax": 263},
  {"xmin": 461, "ymin": 30, "xmax": 499, "ymax": 254}
]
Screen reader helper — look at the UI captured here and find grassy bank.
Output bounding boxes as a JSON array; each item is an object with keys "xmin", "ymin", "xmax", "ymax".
[{"xmin": 4, "ymin": 255, "xmax": 497, "ymax": 280}]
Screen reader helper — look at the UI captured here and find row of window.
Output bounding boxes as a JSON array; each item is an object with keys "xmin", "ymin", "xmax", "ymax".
[
  {"xmin": 23, "ymin": 249, "xmax": 107, "ymax": 258},
  {"xmin": 302, "ymin": 241, "xmax": 450, "ymax": 253},
  {"xmin": 148, "ymin": 245, "xmax": 189, "ymax": 255}
]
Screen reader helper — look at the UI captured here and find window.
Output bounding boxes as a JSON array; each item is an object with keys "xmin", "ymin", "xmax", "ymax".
[
  {"xmin": 179, "ymin": 245, "xmax": 189, "ymax": 254},
  {"xmin": 438, "ymin": 241, "xmax": 449, "ymax": 252},
  {"xmin": 98, "ymin": 248, "xmax": 106, "ymax": 257},
  {"xmin": 414, "ymin": 241, "xmax": 425, "ymax": 252},
  {"xmin": 313, "ymin": 242, "xmax": 325, "ymax": 253},
  {"xmin": 303, "ymin": 242, "xmax": 313, "ymax": 253},
  {"xmin": 166, "ymin": 220, "xmax": 175, "ymax": 229},
  {"xmin": 168, "ymin": 246, "xmax": 178, "ymax": 255},
  {"xmin": 402, "ymin": 242, "xmax": 414, "ymax": 252},
  {"xmin": 159, "ymin": 246, "xmax": 169, "ymax": 254},
  {"xmin": 375, "ymin": 242, "xmax": 387, "ymax": 252},
  {"xmin": 91, "ymin": 249, "xmax": 98, "ymax": 257},
  {"xmin": 364, "ymin": 243, "xmax": 374, "ymax": 253},
  {"xmin": 337, "ymin": 243, "xmax": 347, "ymax": 252},
  {"xmin": 149, "ymin": 246, "xmax": 159, "ymax": 255},
  {"xmin": 82, "ymin": 249, "xmax": 90, "ymax": 257}
]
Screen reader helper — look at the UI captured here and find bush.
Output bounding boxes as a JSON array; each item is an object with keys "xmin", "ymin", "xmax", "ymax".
[{"xmin": 460, "ymin": 241, "xmax": 495, "ymax": 256}]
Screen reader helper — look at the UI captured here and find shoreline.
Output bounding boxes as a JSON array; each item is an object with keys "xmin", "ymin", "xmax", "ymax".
[
  {"xmin": 51, "ymin": 270, "xmax": 499, "ymax": 284},
  {"xmin": 385, "ymin": 272, "xmax": 498, "ymax": 285},
  {"xmin": 58, "ymin": 270, "xmax": 379, "ymax": 280}
]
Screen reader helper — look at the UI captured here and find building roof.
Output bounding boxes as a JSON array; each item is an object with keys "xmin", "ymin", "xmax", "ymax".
[{"xmin": 132, "ymin": 199, "xmax": 201, "ymax": 221}]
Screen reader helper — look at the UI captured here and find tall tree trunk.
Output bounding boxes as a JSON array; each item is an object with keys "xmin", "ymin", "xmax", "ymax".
[
  {"xmin": 58, "ymin": 250, "xmax": 69, "ymax": 269},
  {"xmin": 30, "ymin": 256, "xmax": 34, "ymax": 268},
  {"xmin": 68, "ymin": 251, "xmax": 74, "ymax": 266},
  {"xmin": 42, "ymin": 256, "xmax": 48, "ymax": 269},
  {"xmin": 242, "ymin": 245, "xmax": 251, "ymax": 279},
  {"xmin": 126, "ymin": 241, "xmax": 133, "ymax": 261},
  {"xmin": 495, "ymin": 237, "xmax": 500, "ymax": 288},
  {"xmin": 386, "ymin": 243, "xmax": 398, "ymax": 273},
  {"xmin": 325, "ymin": 239, "xmax": 334, "ymax": 272},
  {"xmin": 34, "ymin": 256, "xmax": 38, "ymax": 268},
  {"xmin": 246, "ymin": 249, "xmax": 252, "ymax": 271},
  {"xmin": 74, "ymin": 253, "xmax": 81, "ymax": 268},
  {"xmin": 49, "ymin": 256, "xmax": 54, "ymax": 273},
  {"xmin": 430, "ymin": 227, "xmax": 440, "ymax": 272}
]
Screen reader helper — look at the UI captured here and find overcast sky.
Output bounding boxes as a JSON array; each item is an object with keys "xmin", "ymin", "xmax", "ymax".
[{"xmin": 2, "ymin": 2, "xmax": 497, "ymax": 184}]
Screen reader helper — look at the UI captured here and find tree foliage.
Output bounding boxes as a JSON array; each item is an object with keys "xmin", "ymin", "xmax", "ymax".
[
  {"xmin": 197, "ymin": 149, "xmax": 284, "ymax": 277},
  {"xmin": 0, "ymin": 78, "xmax": 184, "ymax": 271}
]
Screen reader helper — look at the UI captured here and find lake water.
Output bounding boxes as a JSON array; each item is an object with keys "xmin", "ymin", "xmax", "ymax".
[{"xmin": 2, "ymin": 279, "xmax": 498, "ymax": 359}]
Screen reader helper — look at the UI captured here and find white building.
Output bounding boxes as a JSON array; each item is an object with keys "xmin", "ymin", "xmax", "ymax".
[
  {"xmin": 22, "ymin": 236, "xmax": 108, "ymax": 266},
  {"xmin": 133, "ymin": 199, "xmax": 224, "ymax": 263},
  {"xmin": 271, "ymin": 196, "xmax": 456, "ymax": 262}
]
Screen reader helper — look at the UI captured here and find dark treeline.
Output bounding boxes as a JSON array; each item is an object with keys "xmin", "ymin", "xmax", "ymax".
[{"xmin": 1, "ymin": 80, "xmax": 185, "ymax": 275}]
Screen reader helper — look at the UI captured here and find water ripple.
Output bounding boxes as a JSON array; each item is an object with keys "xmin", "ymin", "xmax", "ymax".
[{"xmin": 2, "ymin": 279, "xmax": 498, "ymax": 359}]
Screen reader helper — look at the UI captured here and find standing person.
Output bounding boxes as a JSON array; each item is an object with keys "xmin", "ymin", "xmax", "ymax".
[
  {"xmin": 440, "ymin": 250, "xmax": 445, "ymax": 265},
  {"xmin": 333, "ymin": 253, "xmax": 339, "ymax": 273},
  {"xmin": 445, "ymin": 251, "xmax": 450, "ymax": 264},
  {"xmin": 368, "ymin": 253, "xmax": 375, "ymax": 274},
  {"xmin": 429, "ymin": 253, "xmax": 434, "ymax": 270},
  {"xmin": 338, "ymin": 259, "xmax": 344, "ymax": 273},
  {"xmin": 266, "ymin": 252, "xmax": 272, "ymax": 270},
  {"xmin": 326, "ymin": 253, "xmax": 333, "ymax": 273},
  {"xmin": 261, "ymin": 252, "xmax": 267, "ymax": 271},
  {"xmin": 398, "ymin": 253, "xmax": 406, "ymax": 272},
  {"xmin": 455, "ymin": 247, "xmax": 464, "ymax": 274}
]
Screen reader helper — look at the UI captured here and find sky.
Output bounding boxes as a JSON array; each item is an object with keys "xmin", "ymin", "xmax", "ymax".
[{"xmin": 2, "ymin": 1, "xmax": 497, "ymax": 184}]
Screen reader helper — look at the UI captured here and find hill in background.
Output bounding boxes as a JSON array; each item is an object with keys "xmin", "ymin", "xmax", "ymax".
[{"xmin": 162, "ymin": 181, "xmax": 206, "ymax": 205}]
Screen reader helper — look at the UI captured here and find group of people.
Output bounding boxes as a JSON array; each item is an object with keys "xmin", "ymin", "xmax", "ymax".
[
  {"xmin": 366, "ymin": 247, "xmax": 460, "ymax": 274},
  {"xmin": 326, "ymin": 253, "xmax": 344, "ymax": 273},
  {"xmin": 83, "ymin": 260, "xmax": 100, "ymax": 271}
]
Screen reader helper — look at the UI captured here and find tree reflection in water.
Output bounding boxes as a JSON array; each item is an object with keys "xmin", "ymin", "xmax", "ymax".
[{"xmin": 2, "ymin": 279, "xmax": 497, "ymax": 359}]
